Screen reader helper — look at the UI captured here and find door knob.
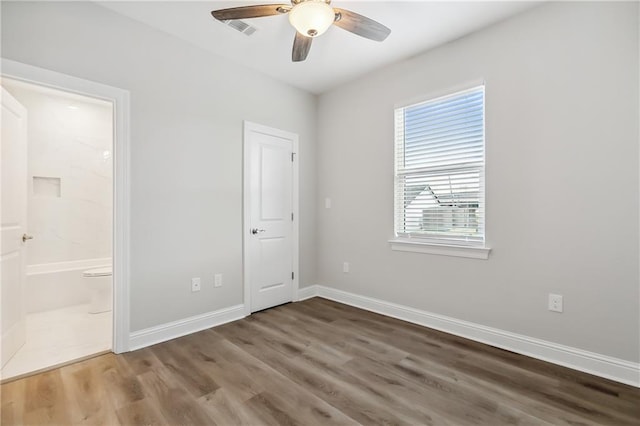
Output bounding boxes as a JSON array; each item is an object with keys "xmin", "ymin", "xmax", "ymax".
[
  {"xmin": 251, "ymin": 228, "xmax": 266, "ymax": 235},
  {"xmin": 22, "ymin": 234, "xmax": 34, "ymax": 242}
]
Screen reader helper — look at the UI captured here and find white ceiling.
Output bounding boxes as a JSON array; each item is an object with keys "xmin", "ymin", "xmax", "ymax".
[{"xmin": 98, "ymin": 1, "xmax": 540, "ymax": 94}]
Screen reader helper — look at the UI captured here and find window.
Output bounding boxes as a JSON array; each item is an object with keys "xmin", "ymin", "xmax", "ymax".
[{"xmin": 393, "ymin": 85, "xmax": 486, "ymax": 252}]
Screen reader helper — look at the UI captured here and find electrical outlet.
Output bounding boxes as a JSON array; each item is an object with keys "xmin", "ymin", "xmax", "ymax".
[
  {"xmin": 191, "ymin": 277, "xmax": 201, "ymax": 292},
  {"xmin": 343, "ymin": 262, "xmax": 349, "ymax": 273},
  {"xmin": 325, "ymin": 198, "xmax": 332, "ymax": 209},
  {"xmin": 548, "ymin": 293, "xmax": 563, "ymax": 313},
  {"xmin": 214, "ymin": 274, "xmax": 222, "ymax": 288}
]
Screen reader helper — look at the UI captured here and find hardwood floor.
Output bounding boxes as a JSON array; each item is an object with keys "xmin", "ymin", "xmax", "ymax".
[{"xmin": 2, "ymin": 297, "xmax": 639, "ymax": 425}]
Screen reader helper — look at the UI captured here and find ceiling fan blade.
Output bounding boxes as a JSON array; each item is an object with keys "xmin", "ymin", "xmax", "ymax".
[
  {"xmin": 211, "ymin": 4, "xmax": 290, "ymax": 21},
  {"xmin": 333, "ymin": 8, "xmax": 391, "ymax": 42},
  {"xmin": 292, "ymin": 32, "xmax": 312, "ymax": 62}
]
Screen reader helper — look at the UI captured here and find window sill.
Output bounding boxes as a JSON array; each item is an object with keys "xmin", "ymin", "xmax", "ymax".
[{"xmin": 388, "ymin": 238, "xmax": 491, "ymax": 260}]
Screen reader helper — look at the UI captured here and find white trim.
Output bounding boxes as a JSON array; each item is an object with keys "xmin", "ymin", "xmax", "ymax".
[
  {"xmin": 242, "ymin": 121, "xmax": 300, "ymax": 315},
  {"xmin": 26, "ymin": 258, "xmax": 112, "ymax": 275},
  {"xmin": 298, "ymin": 285, "xmax": 640, "ymax": 387},
  {"xmin": 394, "ymin": 78, "xmax": 486, "ymax": 110},
  {"xmin": 297, "ymin": 285, "xmax": 317, "ymax": 301},
  {"xmin": 389, "ymin": 239, "xmax": 491, "ymax": 260},
  {"xmin": 129, "ymin": 305, "xmax": 245, "ymax": 351},
  {"xmin": 2, "ymin": 59, "xmax": 131, "ymax": 354},
  {"xmin": 243, "ymin": 123, "xmax": 251, "ymax": 317},
  {"xmin": 291, "ymin": 139, "xmax": 300, "ymax": 301}
]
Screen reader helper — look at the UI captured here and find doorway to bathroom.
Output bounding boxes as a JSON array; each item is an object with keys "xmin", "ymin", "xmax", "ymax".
[{"xmin": 1, "ymin": 71, "xmax": 122, "ymax": 382}]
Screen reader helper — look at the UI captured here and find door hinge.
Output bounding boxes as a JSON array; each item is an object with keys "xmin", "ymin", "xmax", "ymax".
[
  {"xmin": 291, "ymin": 152, "xmax": 296, "ymax": 162},
  {"xmin": 291, "ymin": 212, "xmax": 294, "ymax": 221},
  {"xmin": 291, "ymin": 272, "xmax": 295, "ymax": 280}
]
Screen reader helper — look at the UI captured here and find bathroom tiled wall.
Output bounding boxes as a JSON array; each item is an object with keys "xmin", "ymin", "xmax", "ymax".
[{"xmin": 5, "ymin": 83, "xmax": 113, "ymax": 265}]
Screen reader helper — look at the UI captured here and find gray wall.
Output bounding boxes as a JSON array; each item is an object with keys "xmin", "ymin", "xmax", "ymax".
[
  {"xmin": 3, "ymin": 1, "xmax": 638, "ymax": 364},
  {"xmin": 316, "ymin": 1, "xmax": 639, "ymax": 362},
  {"xmin": 1, "ymin": 1, "xmax": 317, "ymax": 331}
]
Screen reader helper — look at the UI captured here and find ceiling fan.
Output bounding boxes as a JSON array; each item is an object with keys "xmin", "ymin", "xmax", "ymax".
[{"xmin": 211, "ymin": 0, "xmax": 391, "ymax": 62}]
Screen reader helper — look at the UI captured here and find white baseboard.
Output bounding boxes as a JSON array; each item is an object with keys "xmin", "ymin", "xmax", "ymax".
[
  {"xmin": 298, "ymin": 285, "xmax": 639, "ymax": 387},
  {"xmin": 129, "ymin": 304, "xmax": 245, "ymax": 351},
  {"xmin": 297, "ymin": 285, "xmax": 318, "ymax": 301}
]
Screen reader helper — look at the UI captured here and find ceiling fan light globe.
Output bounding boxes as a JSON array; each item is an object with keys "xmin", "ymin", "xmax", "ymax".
[{"xmin": 288, "ymin": 1, "xmax": 335, "ymax": 38}]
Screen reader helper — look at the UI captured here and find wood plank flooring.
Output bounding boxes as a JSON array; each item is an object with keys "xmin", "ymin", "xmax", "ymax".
[{"xmin": 2, "ymin": 297, "xmax": 639, "ymax": 425}]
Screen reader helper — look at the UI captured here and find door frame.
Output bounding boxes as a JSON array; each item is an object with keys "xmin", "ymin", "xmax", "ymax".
[
  {"xmin": 1, "ymin": 58, "xmax": 131, "ymax": 353},
  {"xmin": 1, "ymin": 86, "xmax": 28, "ymax": 369},
  {"xmin": 243, "ymin": 121, "xmax": 299, "ymax": 316}
]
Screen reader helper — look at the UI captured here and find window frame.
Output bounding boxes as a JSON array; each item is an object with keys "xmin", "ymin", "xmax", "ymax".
[{"xmin": 389, "ymin": 82, "xmax": 490, "ymax": 260}]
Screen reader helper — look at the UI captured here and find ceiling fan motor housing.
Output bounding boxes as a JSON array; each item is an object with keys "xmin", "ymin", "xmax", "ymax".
[{"xmin": 288, "ymin": 0, "xmax": 335, "ymax": 38}]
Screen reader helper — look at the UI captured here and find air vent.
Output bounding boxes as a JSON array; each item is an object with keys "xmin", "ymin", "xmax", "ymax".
[{"xmin": 222, "ymin": 19, "xmax": 257, "ymax": 36}]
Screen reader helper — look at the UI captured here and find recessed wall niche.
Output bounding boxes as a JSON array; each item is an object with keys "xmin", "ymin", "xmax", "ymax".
[{"xmin": 33, "ymin": 176, "xmax": 61, "ymax": 197}]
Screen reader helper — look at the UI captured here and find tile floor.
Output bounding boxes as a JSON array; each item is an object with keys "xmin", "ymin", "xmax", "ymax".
[{"xmin": 0, "ymin": 304, "xmax": 111, "ymax": 381}]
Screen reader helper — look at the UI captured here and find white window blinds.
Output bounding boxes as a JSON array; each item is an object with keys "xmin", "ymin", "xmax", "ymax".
[{"xmin": 394, "ymin": 85, "xmax": 485, "ymax": 245}]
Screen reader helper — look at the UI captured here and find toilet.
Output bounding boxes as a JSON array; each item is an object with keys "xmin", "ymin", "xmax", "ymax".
[{"xmin": 83, "ymin": 266, "xmax": 112, "ymax": 314}]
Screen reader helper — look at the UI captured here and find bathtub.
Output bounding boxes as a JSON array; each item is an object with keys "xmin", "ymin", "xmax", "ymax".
[{"xmin": 26, "ymin": 258, "xmax": 112, "ymax": 313}]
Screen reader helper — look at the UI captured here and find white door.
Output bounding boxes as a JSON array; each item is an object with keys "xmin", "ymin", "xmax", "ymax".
[
  {"xmin": 1, "ymin": 87, "xmax": 28, "ymax": 369},
  {"xmin": 244, "ymin": 122, "xmax": 298, "ymax": 313}
]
